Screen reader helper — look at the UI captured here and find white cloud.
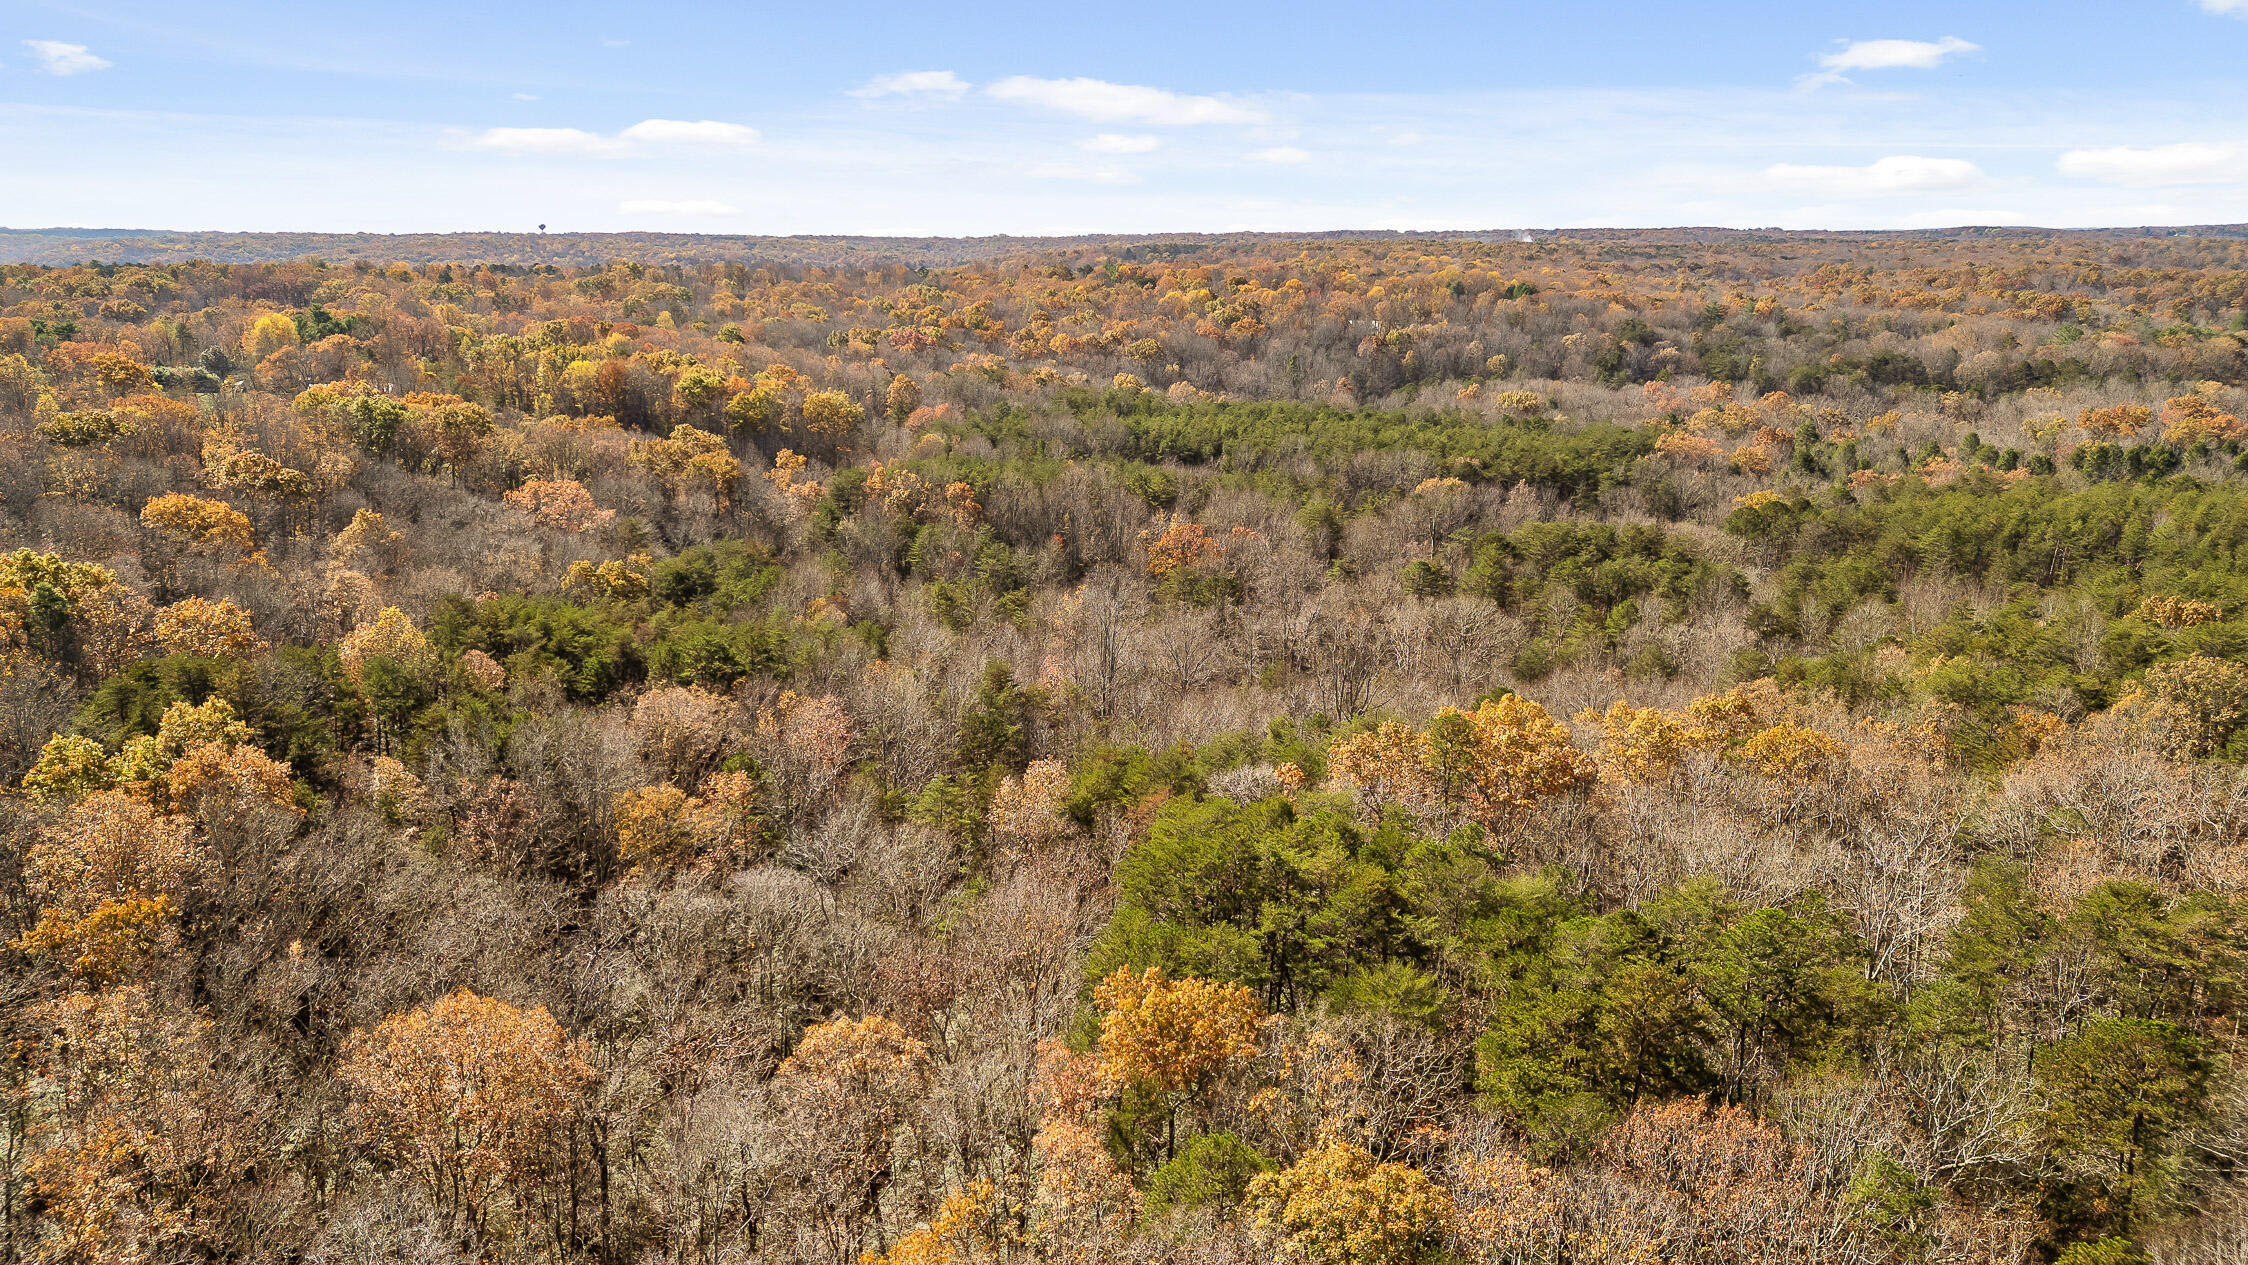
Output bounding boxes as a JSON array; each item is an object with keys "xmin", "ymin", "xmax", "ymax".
[
  {"xmin": 2200, "ymin": 0, "xmax": 2248, "ymax": 15},
  {"xmin": 1389, "ymin": 131, "xmax": 1425, "ymax": 146},
  {"xmin": 512, "ymin": 92, "xmax": 539, "ymax": 102},
  {"xmin": 620, "ymin": 118, "xmax": 760, "ymax": 146},
  {"xmin": 1249, "ymin": 146, "xmax": 1312, "ymax": 164},
  {"xmin": 2057, "ymin": 142, "xmax": 2246, "ymax": 185},
  {"xmin": 1821, "ymin": 36, "xmax": 1979, "ymax": 72},
  {"xmin": 1078, "ymin": 133, "xmax": 1160, "ymax": 154},
  {"xmin": 1764, "ymin": 154, "xmax": 1984, "ymax": 196},
  {"xmin": 463, "ymin": 127, "xmax": 622, "ymax": 155},
  {"xmin": 1027, "ymin": 162, "xmax": 1137, "ymax": 185},
  {"xmin": 24, "ymin": 40, "xmax": 111, "ymax": 75},
  {"xmin": 1800, "ymin": 36, "xmax": 1977, "ymax": 87},
  {"xmin": 459, "ymin": 119, "xmax": 758, "ymax": 155},
  {"xmin": 619, "ymin": 199, "xmax": 740, "ymax": 216},
  {"xmin": 850, "ymin": 70, "xmax": 970, "ymax": 100},
  {"xmin": 986, "ymin": 76, "xmax": 1266, "ymax": 125}
]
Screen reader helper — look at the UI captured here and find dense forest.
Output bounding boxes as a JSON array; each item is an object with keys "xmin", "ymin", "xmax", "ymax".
[{"xmin": 0, "ymin": 226, "xmax": 2246, "ymax": 1264}]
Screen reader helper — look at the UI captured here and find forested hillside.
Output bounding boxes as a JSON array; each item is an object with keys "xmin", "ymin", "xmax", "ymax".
[{"xmin": 0, "ymin": 229, "xmax": 2246, "ymax": 1263}]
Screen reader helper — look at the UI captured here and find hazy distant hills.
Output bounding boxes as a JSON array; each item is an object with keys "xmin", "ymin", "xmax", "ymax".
[
  {"xmin": 0, "ymin": 228, "xmax": 1430, "ymax": 268},
  {"xmin": 2, "ymin": 224, "xmax": 2245, "ymax": 267}
]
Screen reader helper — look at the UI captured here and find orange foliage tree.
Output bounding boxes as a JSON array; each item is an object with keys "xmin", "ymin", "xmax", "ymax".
[{"xmin": 340, "ymin": 988, "xmax": 593, "ymax": 1242}]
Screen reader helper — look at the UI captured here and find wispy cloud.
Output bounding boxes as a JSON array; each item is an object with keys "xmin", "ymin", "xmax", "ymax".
[
  {"xmin": 1078, "ymin": 133, "xmax": 1160, "ymax": 154},
  {"xmin": 619, "ymin": 198, "xmax": 740, "ymax": 216},
  {"xmin": 1249, "ymin": 146, "xmax": 1312, "ymax": 164},
  {"xmin": 1764, "ymin": 155, "xmax": 1984, "ymax": 196},
  {"xmin": 619, "ymin": 119, "xmax": 759, "ymax": 146},
  {"xmin": 2058, "ymin": 142, "xmax": 2247, "ymax": 185},
  {"xmin": 24, "ymin": 40, "xmax": 111, "ymax": 75},
  {"xmin": 1800, "ymin": 36, "xmax": 1977, "ymax": 88},
  {"xmin": 460, "ymin": 119, "xmax": 757, "ymax": 155},
  {"xmin": 987, "ymin": 76, "xmax": 1266, "ymax": 125},
  {"xmin": 851, "ymin": 70, "xmax": 971, "ymax": 100},
  {"xmin": 1026, "ymin": 162, "xmax": 1138, "ymax": 185},
  {"xmin": 463, "ymin": 126, "xmax": 620, "ymax": 155},
  {"xmin": 2200, "ymin": 0, "xmax": 2248, "ymax": 15}
]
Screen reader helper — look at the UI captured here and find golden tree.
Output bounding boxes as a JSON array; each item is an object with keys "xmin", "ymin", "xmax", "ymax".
[
  {"xmin": 24, "ymin": 986, "xmax": 253, "ymax": 1265},
  {"xmin": 332, "ymin": 507, "xmax": 404, "ymax": 574},
  {"xmin": 800, "ymin": 388, "xmax": 866, "ymax": 436},
  {"xmin": 1093, "ymin": 966, "xmax": 1260, "ymax": 1160},
  {"xmin": 0, "ymin": 549, "xmax": 154, "ymax": 678},
  {"xmin": 1449, "ymin": 1150, "xmax": 1565, "ymax": 1265},
  {"xmin": 1029, "ymin": 1038, "xmax": 1140, "ymax": 1235},
  {"xmin": 338, "ymin": 606, "xmax": 435, "ymax": 685},
  {"xmin": 1731, "ymin": 722, "xmax": 1847, "ymax": 781},
  {"xmin": 140, "ymin": 493, "xmax": 255, "ymax": 559},
  {"xmin": 1330, "ymin": 697, "xmax": 1594, "ymax": 827},
  {"xmin": 2077, "ymin": 404, "xmax": 2151, "ymax": 438},
  {"xmin": 239, "ymin": 312, "xmax": 299, "ymax": 361},
  {"xmin": 430, "ymin": 400, "xmax": 494, "ymax": 483},
  {"xmin": 612, "ymin": 784, "xmax": 701, "ymax": 871},
  {"xmin": 2159, "ymin": 394, "xmax": 2247, "ymax": 445},
  {"xmin": 504, "ymin": 477, "xmax": 615, "ymax": 532},
  {"xmin": 1579, "ymin": 700, "xmax": 1696, "ymax": 782},
  {"xmin": 884, "ymin": 374, "xmax": 922, "ymax": 423},
  {"xmin": 17, "ymin": 792, "xmax": 205, "ymax": 982},
  {"xmin": 340, "ymin": 989, "xmax": 592, "ymax": 1240},
  {"xmin": 21, "ymin": 734, "xmax": 114, "ymax": 800},
  {"xmin": 163, "ymin": 740, "xmax": 303, "ymax": 838},
  {"xmin": 1246, "ymin": 1141, "xmax": 1452, "ymax": 1265},
  {"xmin": 2133, "ymin": 594, "xmax": 2222, "ymax": 630},
  {"xmin": 864, "ymin": 1181, "xmax": 1008, "ymax": 1265},
  {"xmin": 106, "ymin": 696, "xmax": 257, "ymax": 797},
  {"xmin": 1327, "ymin": 722, "xmax": 1433, "ymax": 807},
  {"xmin": 151, "ymin": 596, "xmax": 265, "ymax": 658},
  {"xmin": 2142, "ymin": 653, "xmax": 2248, "ymax": 757}
]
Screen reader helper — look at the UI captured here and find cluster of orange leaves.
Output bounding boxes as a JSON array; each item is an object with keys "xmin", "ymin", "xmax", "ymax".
[
  {"xmin": 1143, "ymin": 518, "xmax": 1224, "ymax": 579},
  {"xmin": 1327, "ymin": 694, "xmax": 1596, "ymax": 825},
  {"xmin": 1578, "ymin": 680, "xmax": 1844, "ymax": 783}
]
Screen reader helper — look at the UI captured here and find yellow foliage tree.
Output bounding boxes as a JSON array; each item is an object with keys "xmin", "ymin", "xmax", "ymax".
[
  {"xmin": 2077, "ymin": 403, "xmax": 2151, "ymax": 438},
  {"xmin": 0, "ymin": 549, "xmax": 154, "ymax": 678},
  {"xmin": 1093, "ymin": 966, "xmax": 1260, "ymax": 1160},
  {"xmin": 340, "ymin": 989, "xmax": 592, "ymax": 1239},
  {"xmin": 1330, "ymin": 696, "xmax": 1595, "ymax": 826},
  {"xmin": 140, "ymin": 493, "xmax": 255, "ymax": 558},
  {"xmin": 24, "ymin": 986, "xmax": 248, "ymax": 1265},
  {"xmin": 801, "ymin": 388, "xmax": 866, "ymax": 435},
  {"xmin": 1247, "ymin": 1140, "xmax": 1452, "ymax": 1265},
  {"xmin": 338, "ymin": 606, "xmax": 434, "ymax": 685},
  {"xmin": 17, "ymin": 791, "xmax": 205, "ymax": 981},
  {"xmin": 22, "ymin": 734, "xmax": 114, "ymax": 800},
  {"xmin": 240, "ymin": 312, "xmax": 299, "ymax": 361},
  {"xmin": 1732, "ymin": 722, "xmax": 1847, "ymax": 781},
  {"xmin": 151, "ymin": 596, "xmax": 265, "ymax": 658},
  {"xmin": 2134, "ymin": 594, "xmax": 2222, "ymax": 630},
  {"xmin": 612, "ymin": 784, "xmax": 701, "ymax": 870},
  {"xmin": 504, "ymin": 478, "xmax": 615, "ymax": 532}
]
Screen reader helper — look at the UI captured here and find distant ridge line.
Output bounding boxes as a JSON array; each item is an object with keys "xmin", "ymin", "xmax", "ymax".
[{"xmin": 3, "ymin": 224, "xmax": 2246, "ymax": 267}]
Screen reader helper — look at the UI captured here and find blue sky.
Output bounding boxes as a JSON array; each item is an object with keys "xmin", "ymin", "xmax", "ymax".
[{"xmin": 6, "ymin": 0, "xmax": 2248, "ymax": 234}]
